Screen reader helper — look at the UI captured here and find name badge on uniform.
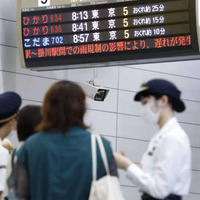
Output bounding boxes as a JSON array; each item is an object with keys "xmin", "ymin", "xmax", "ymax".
[
  {"xmin": 148, "ymin": 146, "xmax": 156, "ymax": 156},
  {"xmin": 148, "ymin": 152, "xmax": 153, "ymax": 156}
]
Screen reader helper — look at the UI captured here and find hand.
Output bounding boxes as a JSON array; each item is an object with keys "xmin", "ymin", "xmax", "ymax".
[{"xmin": 114, "ymin": 151, "xmax": 132, "ymax": 171}]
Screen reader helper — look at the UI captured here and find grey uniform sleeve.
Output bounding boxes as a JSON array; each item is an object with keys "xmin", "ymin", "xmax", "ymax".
[
  {"xmin": 109, "ymin": 157, "xmax": 118, "ymax": 177},
  {"xmin": 16, "ymin": 161, "xmax": 30, "ymax": 200},
  {"xmin": 101, "ymin": 136, "xmax": 118, "ymax": 177}
]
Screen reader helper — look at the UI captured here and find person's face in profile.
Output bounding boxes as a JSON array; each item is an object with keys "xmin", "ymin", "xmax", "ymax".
[{"xmin": 140, "ymin": 96, "xmax": 160, "ymax": 114}]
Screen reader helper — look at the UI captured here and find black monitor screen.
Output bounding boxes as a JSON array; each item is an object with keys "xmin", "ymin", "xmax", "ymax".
[{"xmin": 20, "ymin": 0, "xmax": 199, "ymax": 69}]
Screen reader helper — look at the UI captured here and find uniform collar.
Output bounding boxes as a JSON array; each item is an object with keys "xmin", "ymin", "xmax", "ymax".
[
  {"xmin": 157, "ymin": 117, "xmax": 178, "ymax": 139},
  {"xmin": 45, "ymin": 126, "xmax": 85, "ymax": 136},
  {"xmin": 66, "ymin": 126, "xmax": 85, "ymax": 136}
]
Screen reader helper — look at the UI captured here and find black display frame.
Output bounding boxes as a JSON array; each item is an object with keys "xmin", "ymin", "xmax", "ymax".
[{"xmin": 21, "ymin": 0, "xmax": 199, "ymax": 69}]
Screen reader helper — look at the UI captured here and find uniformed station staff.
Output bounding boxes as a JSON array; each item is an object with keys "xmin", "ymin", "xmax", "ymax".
[
  {"xmin": 114, "ymin": 79, "xmax": 191, "ymax": 200},
  {"xmin": 0, "ymin": 92, "xmax": 21, "ymax": 198}
]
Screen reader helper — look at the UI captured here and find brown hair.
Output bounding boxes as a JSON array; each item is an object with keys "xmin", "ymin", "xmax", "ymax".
[{"xmin": 37, "ymin": 81, "xmax": 88, "ymax": 134}]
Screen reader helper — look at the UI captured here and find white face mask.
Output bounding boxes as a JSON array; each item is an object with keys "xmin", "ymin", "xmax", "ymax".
[{"xmin": 141, "ymin": 102, "xmax": 160, "ymax": 124}]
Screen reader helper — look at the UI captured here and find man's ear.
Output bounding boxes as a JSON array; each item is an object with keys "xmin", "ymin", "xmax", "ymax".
[
  {"xmin": 160, "ymin": 95, "xmax": 169, "ymax": 108},
  {"xmin": 8, "ymin": 118, "xmax": 17, "ymax": 130}
]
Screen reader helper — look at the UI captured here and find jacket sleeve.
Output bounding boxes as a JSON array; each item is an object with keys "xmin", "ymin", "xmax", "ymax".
[
  {"xmin": 101, "ymin": 136, "xmax": 118, "ymax": 177},
  {"xmin": 126, "ymin": 137, "xmax": 181, "ymax": 199},
  {"xmin": 16, "ymin": 160, "xmax": 30, "ymax": 200},
  {"xmin": 16, "ymin": 144, "xmax": 30, "ymax": 200},
  {"xmin": 109, "ymin": 156, "xmax": 118, "ymax": 177}
]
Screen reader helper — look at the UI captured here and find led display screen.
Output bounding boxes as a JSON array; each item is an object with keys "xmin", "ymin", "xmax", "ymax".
[{"xmin": 19, "ymin": 0, "xmax": 199, "ymax": 69}]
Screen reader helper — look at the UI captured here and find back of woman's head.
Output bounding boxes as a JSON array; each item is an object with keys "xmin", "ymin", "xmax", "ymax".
[
  {"xmin": 37, "ymin": 80, "xmax": 88, "ymax": 134},
  {"xmin": 17, "ymin": 105, "xmax": 42, "ymax": 141}
]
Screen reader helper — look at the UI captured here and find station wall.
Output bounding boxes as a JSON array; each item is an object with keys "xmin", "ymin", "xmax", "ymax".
[{"xmin": 0, "ymin": 1, "xmax": 200, "ymax": 199}]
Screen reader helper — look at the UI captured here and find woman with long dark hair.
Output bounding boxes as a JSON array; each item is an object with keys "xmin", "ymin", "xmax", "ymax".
[{"xmin": 16, "ymin": 81, "xmax": 117, "ymax": 200}]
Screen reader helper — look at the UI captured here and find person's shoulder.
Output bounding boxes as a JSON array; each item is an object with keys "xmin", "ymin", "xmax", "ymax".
[
  {"xmin": 172, "ymin": 122, "xmax": 189, "ymax": 139},
  {"xmin": 0, "ymin": 145, "xmax": 9, "ymax": 159},
  {"xmin": 25, "ymin": 131, "xmax": 45, "ymax": 143},
  {"xmin": 81, "ymin": 128, "xmax": 91, "ymax": 136},
  {"xmin": 87, "ymin": 133, "xmax": 112, "ymax": 150},
  {"xmin": 99, "ymin": 136, "xmax": 114, "ymax": 164},
  {"xmin": 16, "ymin": 132, "xmax": 45, "ymax": 159},
  {"xmin": 167, "ymin": 122, "xmax": 190, "ymax": 146},
  {"xmin": 100, "ymin": 136, "xmax": 111, "ymax": 147},
  {"xmin": 87, "ymin": 133, "xmax": 111, "ymax": 145},
  {"xmin": 0, "ymin": 145, "xmax": 9, "ymax": 154},
  {"xmin": 98, "ymin": 135, "xmax": 113, "ymax": 154},
  {"xmin": 18, "ymin": 132, "xmax": 45, "ymax": 153}
]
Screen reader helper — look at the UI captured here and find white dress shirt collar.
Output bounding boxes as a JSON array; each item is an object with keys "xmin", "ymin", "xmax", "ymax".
[{"xmin": 157, "ymin": 117, "xmax": 178, "ymax": 139}]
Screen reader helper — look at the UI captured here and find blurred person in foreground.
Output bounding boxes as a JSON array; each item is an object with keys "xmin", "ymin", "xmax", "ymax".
[
  {"xmin": 0, "ymin": 92, "xmax": 21, "ymax": 199},
  {"xmin": 114, "ymin": 79, "xmax": 191, "ymax": 200},
  {"xmin": 3, "ymin": 105, "xmax": 42, "ymax": 199},
  {"xmin": 16, "ymin": 80, "xmax": 117, "ymax": 200}
]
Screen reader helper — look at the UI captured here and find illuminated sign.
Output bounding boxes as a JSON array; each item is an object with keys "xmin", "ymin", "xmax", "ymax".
[{"xmin": 17, "ymin": 0, "xmax": 199, "ymax": 70}]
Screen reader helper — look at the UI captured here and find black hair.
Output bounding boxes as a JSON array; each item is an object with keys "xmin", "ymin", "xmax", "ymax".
[
  {"xmin": 17, "ymin": 105, "xmax": 42, "ymax": 141},
  {"xmin": 140, "ymin": 93, "xmax": 177, "ymax": 111}
]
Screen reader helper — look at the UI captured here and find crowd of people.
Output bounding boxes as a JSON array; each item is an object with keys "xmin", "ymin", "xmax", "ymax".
[{"xmin": 0, "ymin": 79, "xmax": 191, "ymax": 200}]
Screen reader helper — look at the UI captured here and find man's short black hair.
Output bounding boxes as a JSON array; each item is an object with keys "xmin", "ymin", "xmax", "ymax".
[{"xmin": 17, "ymin": 105, "xmax": 42, "ymax": 141}]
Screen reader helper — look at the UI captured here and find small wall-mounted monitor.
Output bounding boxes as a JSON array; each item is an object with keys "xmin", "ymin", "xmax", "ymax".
[{"xmin": 17, "ymin": 0, "xmax": 200, "ymax": 70}]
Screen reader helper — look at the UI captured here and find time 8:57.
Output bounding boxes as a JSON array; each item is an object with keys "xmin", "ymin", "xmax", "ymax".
[{"xmin": 73, "ymin": 33, "xmax": 89, "ymax": 43}]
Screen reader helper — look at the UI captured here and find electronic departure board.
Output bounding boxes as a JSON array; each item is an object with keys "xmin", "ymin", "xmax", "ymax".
[{"xmin": 17, "ymin": 0, "xmax": 200, "ymax": 70}]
